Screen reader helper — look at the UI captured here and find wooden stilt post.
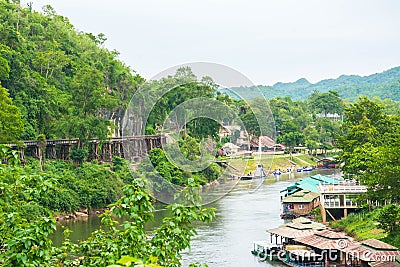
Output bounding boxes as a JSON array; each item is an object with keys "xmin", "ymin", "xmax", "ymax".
[{"xmin": 320, "ymin": 204, "xmax": 327, "ymax": 223}]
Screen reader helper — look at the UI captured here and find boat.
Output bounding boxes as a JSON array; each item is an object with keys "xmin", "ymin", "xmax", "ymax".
[
  {"xmin": 240, "ymin": 138, "xmax": 268, "ymax": 180},
  {"xmin": 281, "ymin": 245, "xmax": 324, "ymax": 267},
  {"xmin": 240, "ymin": 175, "xmax": 253, "ymax": 180},
  {"xmin": 273, "ymin": 170, "xmax": 282, "ymax": 175},
  {"xmin": 296, "ymin": 166, "xmax": 314, "ymax": 172},
  {"xmin": 240, "ymin": 164, "xmax": 267, "ymax": 180},
  {"xmin": 251, "ymin": 241, "xmax": 283, "ymax": 261}
]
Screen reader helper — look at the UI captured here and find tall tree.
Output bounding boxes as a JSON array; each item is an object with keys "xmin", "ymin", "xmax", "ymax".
[
  {"xmin": 309, "ymin": 90, "xmax": 344, "ymax": 117},
  {"xmin": 337, "ymin": 97, "xmax": 400, "ymax": 201},
  {"xmin": 0, "ymin": 84, "xmax": 23, "ymax": 142}
]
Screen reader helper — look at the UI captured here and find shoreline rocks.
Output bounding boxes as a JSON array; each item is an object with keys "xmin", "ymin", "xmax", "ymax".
[{"xmin": 55, "ymin": 207, "xmax": 108, "ymax": 222}]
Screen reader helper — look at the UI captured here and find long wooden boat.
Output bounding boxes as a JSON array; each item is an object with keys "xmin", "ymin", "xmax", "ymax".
[{"xmin": 251, "ymin": 241, "xmax": 284, "ymax": 261}]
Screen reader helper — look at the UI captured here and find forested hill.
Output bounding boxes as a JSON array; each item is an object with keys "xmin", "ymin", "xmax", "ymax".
[
  {"xmin": 223, "ymin": 66, "xmax": 400, "ymax": 101},
  {"xmin": 0, "ymin": 1, "xmax": 143, "ymax": 142}
]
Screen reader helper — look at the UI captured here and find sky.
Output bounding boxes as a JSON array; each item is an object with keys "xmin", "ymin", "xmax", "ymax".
[{"xmin": 21, "ymin": 0, "xmax": 400, "ymax": 86}]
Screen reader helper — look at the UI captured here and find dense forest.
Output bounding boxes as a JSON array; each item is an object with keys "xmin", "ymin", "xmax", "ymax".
[
  {"xmin": 0, "ymin": 0, "xmax": 143, "ymax": 143},
  {"xmin": 0, "ymin": 2, "xmax": 217, "ymax": 265},
  {"xmin": 223, "ymin": 66, "xmax": 400, "ymax": 102},
  {"xmin": 1, "ymin": 1, "xmax": 400, "ymax": 266}
]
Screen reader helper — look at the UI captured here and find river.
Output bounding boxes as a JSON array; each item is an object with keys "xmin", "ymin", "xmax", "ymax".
[{"xmin": 51, "ymin": 169, "xmax": 341, "ymax": 267}]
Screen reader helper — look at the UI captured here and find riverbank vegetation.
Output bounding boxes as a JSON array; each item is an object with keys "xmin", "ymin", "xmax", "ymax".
[
  {"xmin": 337, "ymin": 97, "xmax": 400, "ymax": 202},
  {"xmin": 0, "ymin": 159, "xmax": 215, "ymax": 266},
  {"xmin": 330, "ymin": 205, "xmax": 400, "ymax": 248},
  {"xmin": 0, "ymin": 151, "xmax": 133, "ymax": 215},
  {"xmin": 2, "ymin": 0, "xmax": 400, "ymax": 264},
  {"xmin": 330, "ymin": 97, "xmax": 400, "ymax": 248},
  {"xmin": 231, "ymin": 153, "xmax": 316, "ymax": 174}
]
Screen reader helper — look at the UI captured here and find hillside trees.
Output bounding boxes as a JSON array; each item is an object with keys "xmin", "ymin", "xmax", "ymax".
[
  {"xmin": 0, "ymin": 1, "xmax": 142, "ymax": 142},
  {"xmin": 0, "ymin": 84, "xmax": 23, "ymax": 142},
  {"xmin": 144, "ymin": 67, "xmax": 219, "ymax": 139},
  {"xmin": 309, "ymin": 90, "xmax": 344, "ymax": 116},
  {"xmin": 337, "ymin": 97, "xmax": 400, "ymax": 201}
]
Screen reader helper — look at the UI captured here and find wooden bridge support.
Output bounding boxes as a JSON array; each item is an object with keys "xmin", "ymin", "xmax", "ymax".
[
  {"xmin": 101, "ymin": 142, "xmax": 113, "ymax": 162},
  {"xmin": 7, "ymin": 135, "xmax": 166, "ymax": 163},
  {"xmin": 46, "ymin": 144, "xmax": 57, "ymax": 159},
  {"xmin": 88, "ymin": 141, "xmax": 100, "ymax": 161}
]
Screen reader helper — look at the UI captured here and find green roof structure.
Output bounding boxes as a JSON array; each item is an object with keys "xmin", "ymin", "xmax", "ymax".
[
  {"xmin": 280, "ymin": 174, "xmax": 339, "ymax": 195},
  {"xmin": 282, "ymin": 189, "xmax": 319, "ymax": 203}
]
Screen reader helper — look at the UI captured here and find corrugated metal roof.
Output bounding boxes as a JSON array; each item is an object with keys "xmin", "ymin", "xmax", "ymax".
[
  {"xmin": 343, "ymin": 241, "xmax": 400, "ymax": 262},
  {"xmin": 362, "ymin": 239, "xmax": 399, "ymax": 251},
  {"xmin": 293, "ymin": 217, "xmax": 312, "ymax": 224},
  {"xmin": 282, "ymin": 190, "xmax": 319, "ymax": 203},
  {"xmin": 267, "ymin": 227, "xmax": 317, "ymax": 239},
  {"xmin": 370, "ymin": 261, "xmax": 400, "ymax": 267},
  {"xmin": 295, "ymin": 231, "xmax": 355, "ymax": 250},
  {"xmin": 285, "ymin": 222, "xmax": 325, "ymax": 231},
  {"xmin": 267, "ymin": 219, "xmax": 326, "ymax": 238},
  {"xmin": 280, "ymin": 175, "xmax": 339, "ymax": 194},
  {"xmin": 315, "ymin": 230, "xmax": 348, "ymax": 239}
]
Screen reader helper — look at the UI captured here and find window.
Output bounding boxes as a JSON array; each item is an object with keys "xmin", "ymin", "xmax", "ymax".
[{"xmin": 298, "ymin": 204, "xmax": 304, "ymax": 210}]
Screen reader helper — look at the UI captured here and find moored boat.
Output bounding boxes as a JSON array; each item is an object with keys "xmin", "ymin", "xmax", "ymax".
[
  {"xmin": 282, "ymin": 245, "xmax": 324, "ymax": 267},
  {"xmin": 240, "ymin": 164, "xmax": 267, "ymax": 180},
  {"xmin": 251, "ymin": 241, "xmax": 284, "ymax": 261},
  {"xmin": 297, "ymin": 166, "xmax": 314, "ymax": 172}
]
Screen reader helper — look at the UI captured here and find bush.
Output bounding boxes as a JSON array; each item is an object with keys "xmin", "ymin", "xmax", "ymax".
[{"xmin": 69, "ymin": 149, "xmax": 89, "ymax": 165}]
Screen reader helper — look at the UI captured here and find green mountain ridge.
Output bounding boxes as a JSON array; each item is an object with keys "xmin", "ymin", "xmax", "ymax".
[{"xmin": 222, "ymin": 66, "xmax": 400, "ymax": 101}]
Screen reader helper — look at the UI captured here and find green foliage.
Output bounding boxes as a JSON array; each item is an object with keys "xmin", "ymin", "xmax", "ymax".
[
  {"xmin": 224, "ymin": 66, "xmax": 400, "ymax": 101},
  {"xmin": 330, "ymin": 207, "xmax": 400, "ymax": 248},
  {"xmin": 144, "ymin": 67, "xmax": 220, "ymax": 139},
  {"xmin": 0, "ymin": 144, "xmax": 20, "ymax": 165},
  {"xmin": 108, "ymin": 255, "xmax": 162, "ymax": 267},
  {"xmin": 277, "ymin": 131, "xmax": 305, "ymax": 148},
  {"xmin": 0, "ymin": 158, "xmax": 214, "ymax": 266},
  {"xmin": 52, "ymin": 178, "xmax": 214, "ymax": 267},
  {"xmin": 148, "ymin": 143, "xmax": 223, "ymax": 187},
  {"xmin": 0, "ymin": 1, "xmax": 143, "ymax": 140},
  {"xmin": 337, "ymin": 97, "xmax": 400, "ymax": 201},
  {"xmin": 330, "ymin": 209, "xmax": 386, "ymax": 240},
  {"xmin": 308, "ymin": 90, "xmax": 344, "ymax": 116},
  {"xmin": 0, "ymin": 84, "xmax": 23, "ymax": 142},
  {"xmin": 69, "ymin": 148, "xmax": 88, "ymax": 165},
  {"xmin": 376, "ymin": 204, "xmax": 400, "ymax": 233},
  {"xmin": 0, "ymin": 156, "xmax": 127, "ymax": 213}
]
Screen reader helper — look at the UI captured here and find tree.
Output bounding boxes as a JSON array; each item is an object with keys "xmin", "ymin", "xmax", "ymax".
[
  {"xmin": 37, "ymin": 134, "xmax": 46, "ymax": 171},
  {"xmin": 337, "ymin": 97, "xmax": 400, "ymax": 201},
  {"xmin": 0, "ymin": 1, "xmax": 142, "ymax": 140},
  {"xmin": 69, "ymin": 148, "xmax": 89, "ymax": 166},
  {"xmin": 377, "ymin": 204, "xmax": 400, "ymax": 233},
  {"xmin": 309, "ymin": 90, "xmax": 344, "ymax": 117},
  {"xmin": 0, "ymin": 84, "xmax": 23, "ymax": 142},
  {"xmin": 0, "ymin": 161, "xmax": 214, "ymax": 266},
  {"xmin": 277, "ymin": 131, "xmax": 305, "ymax": 159},
  {"xmin": 57, "ymin": 66, "xmax": 118, "ymax": 146}
]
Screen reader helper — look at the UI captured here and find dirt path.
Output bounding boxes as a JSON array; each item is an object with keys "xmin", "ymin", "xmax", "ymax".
[{"xmin": 292, "ymin": 154, "xmax": 313, "ymax": 165}]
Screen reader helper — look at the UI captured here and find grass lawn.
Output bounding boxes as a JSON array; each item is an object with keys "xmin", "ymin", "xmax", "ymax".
[{"xmin": 228, "ymin": 153, "xmax": 316, "ymax": 174}]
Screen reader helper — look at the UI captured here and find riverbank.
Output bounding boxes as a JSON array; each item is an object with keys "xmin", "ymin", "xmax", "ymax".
[
  {"xmin": 330, "ymin": 207, "xmax": 400, "ymax": 248},
  {"xmin": 228, "ymin": 153, "xmax": 317, "ymax": 174}
]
